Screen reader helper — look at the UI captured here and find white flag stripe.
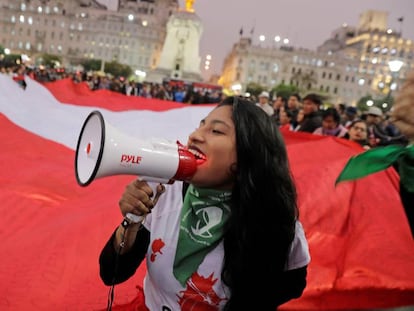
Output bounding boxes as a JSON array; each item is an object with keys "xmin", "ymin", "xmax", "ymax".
[{"xmin": 0, "ymin": 74, "xmax": 214, "ymax": 150}]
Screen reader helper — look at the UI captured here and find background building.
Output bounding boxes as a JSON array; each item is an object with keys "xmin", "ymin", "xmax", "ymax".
[
  {"xmin": 0, "ymin": 0, "xmax": 178, "ymax": 77},
  {"xmin": 146, "ymin": 4, "xmax": 203, "ymax": 83},
  {"xmin": 220, "ymin": 10, "xmax": 413, "ymax": 106}
]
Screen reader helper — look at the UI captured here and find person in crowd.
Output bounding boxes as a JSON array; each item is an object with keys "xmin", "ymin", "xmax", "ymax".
[
  {"xmin": 272, "ymin": 95, "xmax": 288, "ymax": 125},
  {"xmin": 153, "ymin": 84, "xmax": 172, "ymax": 100},
  {"xmin": 99, "ymin": 96, "xmax": 310, "ymax": 310},
  {"xmin": 286, "ymin": 93, "xmax": 301, "ymax": 127},
  {"xmin": 293, "ymin": 108, "xmax": 305, "ymax": 131},
  {"xmin": 296, "ymin": 93, "xmax": 323, "ymax": 133},
  {"xmin": 313, "ymin": 107, "xmax": 348, "ymax": 138},
  {"xmin": 173, "ymin": 85, "xmax": 186, "ymax": 103},
  {"xmin": 140, "ymin": 83, "xmax": 152, "ymax": 98},
  {"xmin": 256, "ymin": 91, "xmax": 274, "ymax": 116},
  {"xmin": 383, "ymin": 112, "xmax": 404, "ymax": 138},
  {"xmin": 12, "ymin": 65, "xmax": 27, "ymax": 90},
  {"xmin": 335, "ymin": 103, "xmax": 347, "ymax": 125},
  {"xmin": 343, "ymin": 119, "xmax": 370, "ymax": 149},
  {"xmin": 124, "ymin": 80, "xmax": 139, "ymax": 96},
  {"xmin": 278, "ymin": 107, "xmax": 295, "ymax": 131},
  {"xmin": 100, "ymin": 76, "xmax": 112, "ymax": 90},
  {"xmin": 365, "ymin": 106, "xmax": 407, "ymax": 147},
  {"xmin": 343, "ymin": 106, "xmax": 359, "ymax": 128}
]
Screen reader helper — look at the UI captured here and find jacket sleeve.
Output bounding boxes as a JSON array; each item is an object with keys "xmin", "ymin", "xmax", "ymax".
[
  {"xmin": 274, "ymin": 265, "xmax": 308, "ymax": 307},
  {"xmin": 271, "ymin": 220, "xmax": 310, "ymax": 307},
  {"xmin": 99, "ymin": 226, "xmax": 150, "ymax": 286},
  {"xmin": 400, "ymin": 181, "xmax": 414, "ymax": 238}
]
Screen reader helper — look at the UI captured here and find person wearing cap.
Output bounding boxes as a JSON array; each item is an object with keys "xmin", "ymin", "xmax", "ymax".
[
  {"xmin": 343, "ymin": 106, "xmax": 358, "ymax": 129},
  {"xmin": 297, "ymin": 93, "xmax": 323, "ymax": 133},
  {"xmin": 256, "ymin": 91, "xmax": 274, "ymax": 116},
  {"xmin": 366, "ymin": 106, "xmax": 407, "ymax": 147}
]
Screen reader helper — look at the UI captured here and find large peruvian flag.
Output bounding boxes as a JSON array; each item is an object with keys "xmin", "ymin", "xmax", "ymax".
[{"xmin": 0, "ymin": 75, "xmax": 413, "ymax": 311}]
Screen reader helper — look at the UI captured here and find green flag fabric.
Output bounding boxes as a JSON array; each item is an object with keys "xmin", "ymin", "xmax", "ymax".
[
  {"xmin": 336, "ymin": 144, "xmax": 414, "ymax": 192},
  {"xmin": 173, "ymin": 185, "xmax": 232, "ymax": 286}
]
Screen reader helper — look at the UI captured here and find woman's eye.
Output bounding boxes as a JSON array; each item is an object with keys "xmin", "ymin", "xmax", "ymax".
[{"xmin": 212, "ymin": 129, "xmax": 224, "ymax": 134}]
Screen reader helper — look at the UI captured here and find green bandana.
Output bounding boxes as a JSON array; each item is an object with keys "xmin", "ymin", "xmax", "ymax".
[
  {"xmin": 173, "ymin": 185, "xmax": 232, "ymax": 286},
  {"xmin": 336, "ymin": 144, "xmax": 414, "ymax": 192}
]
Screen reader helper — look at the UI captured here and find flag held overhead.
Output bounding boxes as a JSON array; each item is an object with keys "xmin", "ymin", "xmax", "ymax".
[{"xmin": 336, "ymin": 144, "xmax": 414, "ymax": 192}]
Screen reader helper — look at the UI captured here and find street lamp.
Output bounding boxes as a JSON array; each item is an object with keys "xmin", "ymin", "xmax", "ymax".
[
  {"xmin": 388, "ymin": 59, "xmax": 404, "ymax": 73},
  {"xmin": 385, "ymin": 59, "xmax": 404, "ymax": 109},
  {"xmin": 0, "ymin": 48, "xmax": 10, "ymax": 66}
]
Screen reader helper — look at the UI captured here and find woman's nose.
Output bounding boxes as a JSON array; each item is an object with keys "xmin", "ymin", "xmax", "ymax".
[{"xmin": 188, "ymin": 127, "xmax": 204, "ymax": 143}]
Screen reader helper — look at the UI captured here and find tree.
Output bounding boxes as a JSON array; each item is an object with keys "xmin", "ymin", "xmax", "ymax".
[
  {"xmin": 1, "ymin": 53, "xmax": 22, "ymax": 67},
  {"xmin": 245, "ymin": 82, "xmax": 265, "ymax": 98},
  {"xmin": 357, "ymin": 94, "xmax": 393, "ymax": 113},
  {"xmin": 80, "ymin": 59, "xmax": 102, "ymax": 72},
  {"xmin": 271, "ymin": 84, "xmax": 300, "ymax": 100},
  {"xmin": 36, "ymin": 53, "xmax": 62, "ymax": 68},
  {"xmin": 0, "ymin": 45, "xmax": 21, "ymax": 67},
  {"xmin": 357, "ymin": 95, "xmax": 381, "ymax": 113},
  {"xmin": 104, "ymin": 60, "xmax": 132, "ymax": 78}
]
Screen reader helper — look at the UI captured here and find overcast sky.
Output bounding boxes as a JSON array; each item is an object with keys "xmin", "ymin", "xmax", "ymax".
[
  {"xmin": 99, "ymin": 0, "xmax": 414, "ymax": 76},
  {"xmin": 179, "ymin": 0, "xmax": 414, "ymax": 76}
]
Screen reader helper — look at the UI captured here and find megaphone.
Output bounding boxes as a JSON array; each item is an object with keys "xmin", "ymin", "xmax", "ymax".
[{"xmin": 75, "ymin": 109, "xmax": 197, "ymax": 188}]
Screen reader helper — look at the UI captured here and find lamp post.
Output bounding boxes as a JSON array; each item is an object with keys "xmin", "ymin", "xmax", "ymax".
[{"xmin": 386, "ymin": 59, "xmax": 404, "ymax": 109}]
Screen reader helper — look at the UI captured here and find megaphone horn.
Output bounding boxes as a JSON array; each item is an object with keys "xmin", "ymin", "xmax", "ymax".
[{"xmin": 75, "ymin": 110, "xmax": 197, "ymax": 187}]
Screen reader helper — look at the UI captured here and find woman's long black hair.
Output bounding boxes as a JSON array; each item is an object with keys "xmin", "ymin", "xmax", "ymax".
[{"xmin": 219, "ymin": 96, "xmax": 298, "ymax": 310}]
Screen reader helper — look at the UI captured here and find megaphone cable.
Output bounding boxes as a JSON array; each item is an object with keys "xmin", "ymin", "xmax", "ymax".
[{"xmin": 106, "ymin": 183, "xmax": 166, "ymax": 311}]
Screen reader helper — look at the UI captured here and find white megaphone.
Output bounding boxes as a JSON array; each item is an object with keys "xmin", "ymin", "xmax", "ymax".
[{"xmin": 75, "ymin": 110, "xmax": 197, "ymax": 222}]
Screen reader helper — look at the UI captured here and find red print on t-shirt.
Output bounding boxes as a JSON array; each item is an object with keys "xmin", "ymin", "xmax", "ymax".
[
  {"xmin": 178, "ymin": 273, "xmax": 226, "ymax": 310},
  {"xmin": 150, "ymin": 238, "xmax": 165, "ymax": 262}
]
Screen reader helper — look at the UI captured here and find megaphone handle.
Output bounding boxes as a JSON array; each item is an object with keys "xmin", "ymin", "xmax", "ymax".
[
  {"xmin": 125, "ymin": 213, "xmax": 144, "ymax": 223},
  {"xmin": 124, "ymin": 183, "xmax": 166, "ymax": 224}
]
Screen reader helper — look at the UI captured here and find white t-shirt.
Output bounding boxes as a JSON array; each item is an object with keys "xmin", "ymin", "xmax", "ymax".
[
  {"xmin": 256, "ymin": 102, "xmax": 275, "ymax": 116},
  {"xmin": 143, "ymin": 182, "xmax": 310, "ymax": 310}
]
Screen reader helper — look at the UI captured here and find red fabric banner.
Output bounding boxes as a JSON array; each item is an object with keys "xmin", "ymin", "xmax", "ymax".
[{"xmin": 0, "ymin": 77, "xmax": 413, "ymax": 310}]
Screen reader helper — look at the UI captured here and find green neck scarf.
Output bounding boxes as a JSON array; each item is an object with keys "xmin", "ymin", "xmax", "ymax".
[
  {"xmin": 173, "ymin": 184, "xmax": 232, "ymax": 286},
  {"xmin": 336, "ymin": 144, "xmax": 414, "ymax": 192}
]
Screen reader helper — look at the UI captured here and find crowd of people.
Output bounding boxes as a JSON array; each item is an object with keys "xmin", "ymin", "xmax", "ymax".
[
  {"xmin": 253, "ymin": 90, "xmax": 409, "ymax": 150},
  {"xmin": 1, "ymin": 64, "xmax": 224, "ymax": 104}
]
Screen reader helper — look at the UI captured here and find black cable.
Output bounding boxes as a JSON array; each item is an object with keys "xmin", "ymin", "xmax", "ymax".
[{"xmin": 106, "ymin": 217, "xmax": 133, "ymax": 311}]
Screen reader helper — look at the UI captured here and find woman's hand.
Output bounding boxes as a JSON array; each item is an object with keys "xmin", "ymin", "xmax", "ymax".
[
  {"xmin": 119, "ymin": 179, "xmax": 155, "ymax": 219},
  {"xmin": 114, "ymin": 179, "xmax": 156, "ymax": 252}
]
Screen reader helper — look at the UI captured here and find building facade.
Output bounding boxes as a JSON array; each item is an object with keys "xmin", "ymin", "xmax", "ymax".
[
  {"xmin": 0, "ymin": 0, "xmax": 178, "ymax": 75},
  {"xmin": 219, "ymin": 10, "xmax": 413, "ymax": 106},
  {"xmin": 219, "ymin": 38, "xmax": 366, "ymax": 105}
]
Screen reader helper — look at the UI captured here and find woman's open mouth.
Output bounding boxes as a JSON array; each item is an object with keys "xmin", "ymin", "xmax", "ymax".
[{"xmin": 188, "ymin": 147, "xmax": 207, "ymax": 165}]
